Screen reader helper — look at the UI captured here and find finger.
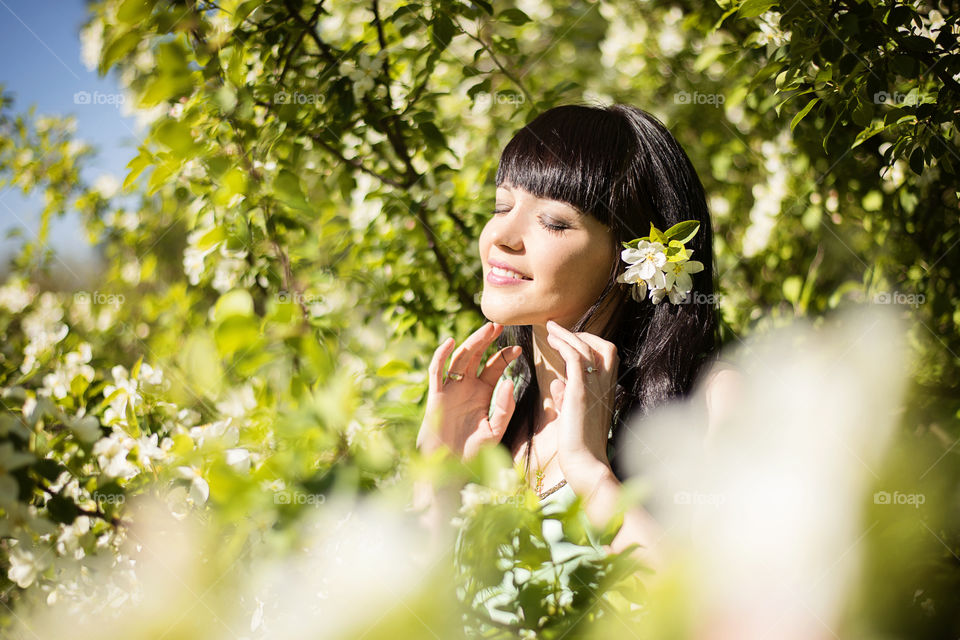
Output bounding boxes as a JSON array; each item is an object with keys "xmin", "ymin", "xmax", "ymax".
[
  {"xmin": 428, "ymin": 337, "xmax": 456, "ymax": 390},
  {"xmin": 546, "ymin": 332, "xmax": 586, "ymax": 395},
  {"xmin": 549, "ymin": 377, "xmax": 565, "ymax": 415},
  {"xmin": 575, "ymin": 333, "xmax": 618, "ymax": 372},
  {"xmin": 546, "ymin": 320, "xmax": 597, "ymax": 368},
  {"xmin": 487, "ymin": 378, "xmax": 516, "ymax": 438},
  {"xmin": 478, "ymin": 345, "xmax": 522, "ymax": 386},
  {"xmin": 448, "ymin": 322, "xmax": 501, "ymax": 377},
  {"xmin": 466, "ymin": 322, "xmax": 507, "ymax": 376}
]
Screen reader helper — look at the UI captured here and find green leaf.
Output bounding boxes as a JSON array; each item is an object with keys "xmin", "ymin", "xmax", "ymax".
[
  {"xmin": 472, "ymin": 0, "xmax": 493, "ymax": 14},
  {"xmin": 273, "ymin": 169, "xmax": 311, "ymax": 212},
  {"xmin": 213, "ymin": 167, "xmax": 248, "ymax": 206},
  {"xmin": 909, "ymin": 147, "xmax": 925, "ymax": 175},
  {"xmin": 783, "ymin": 275, "xmax": 802, "ymax": 304},
  {"xmin": 376, "ymin": 360, "xmax": 411, "ymax": 377},
  {"xmin": 738, "ymin": 0, "xmax": 777, "ymax": 19},
  {"xmin": 195, "ymin": 225, "xmax": 225, "ymax": 251},
  {"xmin": 123, "ymin": 147, "xmax": 154, "ymax": 190},
  {"xmin": 153, "ymin": 119, "xmax": 195, "ymax": 155},
  {"xmin": 791, "ymin": 97, "xmax": 819, "ymax": 131},
  {"xmin": 862, "ymin": 190, "xmax": 883, "ymax": 212},
  {"xmin": 499, "ymin": 8, "xmax": 531, "ymax": 25},
  {"xmin": 213, "ymin": 289, "xmax": 254, "ymax": 323},
  {"xmin": 419, "ymin": 121, "xmax": 448, "ymax": 150},
  {"xmin": 852, "ymin": 121, "xmax": 893, "ymax": 148},
  {"xmin": 137, "ymin": 41, "xmax": 193, "ymax": 107},
  {"xmin": 47, "ymin": 494, "xmax": 79, "ymax": 524},
  {"xmin": 430, "ymin": 14, "xmax": 455, "ymax": 50},
  {"xmin": 648, "ymin": 223, "xmax": 667, "ymax": 245},
  {"xmin": 663, "ymin": 220, "xmax": 700, "ymax": 243},
  {"xmin": 34, "ymin": 459, "xmax": 64, "ymax": 482},
  {"xmin": 214, "ymin": 316, "xmax": 260, "ymax": 357},
  {"xmin": 100, "ymin": 30, "xmax": 141, "ymax": 73},
  {"xmin": 116, "ymin": 0, "xmax": 152, "ymax": 24}
]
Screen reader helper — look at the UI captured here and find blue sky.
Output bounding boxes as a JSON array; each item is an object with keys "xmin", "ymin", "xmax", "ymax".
[{"xmin": 0, "ymin": 0, "xmax": 142, "ymax": 279}]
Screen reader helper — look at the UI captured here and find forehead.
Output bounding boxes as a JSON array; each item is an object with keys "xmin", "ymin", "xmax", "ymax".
[{"xmin": 496, "ymin": 183, "xmax": 581, "ymax": 211}]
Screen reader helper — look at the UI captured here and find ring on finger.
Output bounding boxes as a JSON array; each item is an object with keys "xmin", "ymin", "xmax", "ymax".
[{"xmin": 446, "ymin": 371, "xmax": 465, "ymax": 382}]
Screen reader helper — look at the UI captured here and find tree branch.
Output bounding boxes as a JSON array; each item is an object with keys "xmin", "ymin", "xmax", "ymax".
[{"xmin": 457, "ymin": 21, "xmax": 535, "ymax": 106}]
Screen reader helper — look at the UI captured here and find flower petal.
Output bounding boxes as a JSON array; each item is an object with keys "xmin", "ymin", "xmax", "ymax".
[{"xmin": 685, "ymin": 260, "xmax": 704, "ymax": 274}]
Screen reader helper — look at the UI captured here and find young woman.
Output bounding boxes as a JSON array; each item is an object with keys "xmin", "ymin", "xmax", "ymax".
[{"xmin": 415, "ymin": 103, "xmax": 742, "ymax": 569}]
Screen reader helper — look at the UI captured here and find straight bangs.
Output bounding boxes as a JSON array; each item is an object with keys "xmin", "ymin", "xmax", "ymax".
[{"xmin": 494, "ymin": 105, "xmax": 634, "ymax": 228}]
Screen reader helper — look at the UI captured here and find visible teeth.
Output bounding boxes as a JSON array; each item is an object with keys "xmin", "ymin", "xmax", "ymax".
[{"xmin": 491, "ymin": 266, "xmax": 526, "ymax": 280}]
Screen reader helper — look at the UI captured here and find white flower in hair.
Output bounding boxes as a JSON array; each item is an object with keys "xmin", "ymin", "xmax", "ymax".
[
  {"xmin": 664, "ymin": 257, "xmax": 705, "ymax": 295},
  {"xmin": 617, "ymin": 220, "xmax": 703, "ymax": 305},
  {"xmin": 620, "ymin": 240, "xmax": 667, "ymax": 281}
]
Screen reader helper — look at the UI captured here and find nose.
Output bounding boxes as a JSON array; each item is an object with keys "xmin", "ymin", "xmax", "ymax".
[{"xmin": 486, "ymin": 206, "xmax": 526, "ymax": 252}]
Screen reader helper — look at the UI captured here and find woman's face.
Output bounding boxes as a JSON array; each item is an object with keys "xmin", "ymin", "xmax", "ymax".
[{"xmin": 478, "ymin": 182, "xmax": 617, "ymax": 328}]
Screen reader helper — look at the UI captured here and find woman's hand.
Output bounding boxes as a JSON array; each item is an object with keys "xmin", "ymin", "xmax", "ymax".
[
  {"xmin": 416, "ymin": 322, "xmax": 522, "ymax": 461},
  {"xmin": 544, "ymin": 319, "xmax": 619, "ymax": 483}
]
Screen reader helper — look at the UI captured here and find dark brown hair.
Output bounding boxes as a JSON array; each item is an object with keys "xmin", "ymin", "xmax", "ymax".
[{"xmin": 493, "ymin": 103, "xmax": 721, "ymax": 482}]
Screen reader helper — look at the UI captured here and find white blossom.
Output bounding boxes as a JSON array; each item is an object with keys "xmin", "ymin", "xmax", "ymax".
[
  {"xmin": 0, "ymin": 277, "xmax": 37, "ymax": 313},
  {"xmin": 663, "ymin": 258, "xmax": 705, "ymax": 296},
  {"xmin": 79, "ymin": 20, "xmax": 103, "ymax": 71},
  {"xmin": 216, "ymin": 385, "xmax": 256, "ymax": 419},
  {"xmin": 41, "ymin": 343, "xmax": 95, "ymax": 399},
  {"xmin": 92, "ymin": 174, "xmax": 120, "ymax": 198},
  {"xmin": 225, "ymin": 448, "xmax": 251, "ymax": 473},
  {"xmin": 190, "ymin": 419, "xmax": 239, "ymax": 448},
  {"xmin": 8, "ymin": 545, "xmax": 42, "ymax": 588},
  {"xmin": 93, "ymin": 430, "xmax": 138, "ymax": 479},
  {"xmin": 20, "ymin": 292, "xmax": 70, "ymax": 374},
  {"xmin": 176, "ymin": 466, "xmax": 210, "ymax": 504}
]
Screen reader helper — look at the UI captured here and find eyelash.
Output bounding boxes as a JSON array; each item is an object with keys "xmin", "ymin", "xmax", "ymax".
[{"xmin": 491, "ymin": 209, "xmax": 569, "ymax": 235}]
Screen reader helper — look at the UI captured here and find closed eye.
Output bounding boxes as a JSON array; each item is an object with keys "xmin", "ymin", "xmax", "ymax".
[
  {"xmin": 539, "ymin": 219, "xmax": 568, "ymax": 235},
  {"xmin": 491, "ymin": 208, "xmax": 569, "ymax": 235}
]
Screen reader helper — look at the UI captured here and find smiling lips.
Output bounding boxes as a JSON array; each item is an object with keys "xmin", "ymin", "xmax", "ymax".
[
  {"xmin": 488, "ymin": 259, "xmax": 531, "ymax": 279},
  {"xmin": 486, "ymin": 260, "xmax": 532, "ymax": 285}
]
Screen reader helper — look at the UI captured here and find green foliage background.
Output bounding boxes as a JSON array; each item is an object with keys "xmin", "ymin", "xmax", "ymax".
[{"xmin": 0, "ymin": 0, "xmax": 958, "ymax": 637}]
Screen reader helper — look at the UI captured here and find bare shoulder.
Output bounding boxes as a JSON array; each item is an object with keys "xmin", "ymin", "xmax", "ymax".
[
  {"xmin": 700, "ymin": 359, "xmax": 745, "ymax": 420},
  {"xmin": 703, "ymin": 360, "xmax": 744, "ymax": 390}
]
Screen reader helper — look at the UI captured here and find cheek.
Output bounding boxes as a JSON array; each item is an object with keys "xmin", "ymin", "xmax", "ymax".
[
  {"xmin": 477, "ymin": 221, "xmax": 492, "ymax": 255},
  {"xmin": 562, "ymin": 245, "xmax": 614, "ymax": 297}
]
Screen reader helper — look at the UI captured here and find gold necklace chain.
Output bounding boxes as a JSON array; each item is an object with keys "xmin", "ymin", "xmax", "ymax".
[{"xmin": 531, "ymin": 437, "xmax": 560, "ymax": 495}]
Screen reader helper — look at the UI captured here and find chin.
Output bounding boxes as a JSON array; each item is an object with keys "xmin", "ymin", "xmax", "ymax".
[{"xmin": 480, "ymin": 291, "xmax": 534, "ymax": 326}]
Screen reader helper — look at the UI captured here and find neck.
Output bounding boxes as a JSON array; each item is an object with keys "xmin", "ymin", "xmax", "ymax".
[{"xmin": 526, "ymin": 292, "xmax": 621, "ymax": 457}]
